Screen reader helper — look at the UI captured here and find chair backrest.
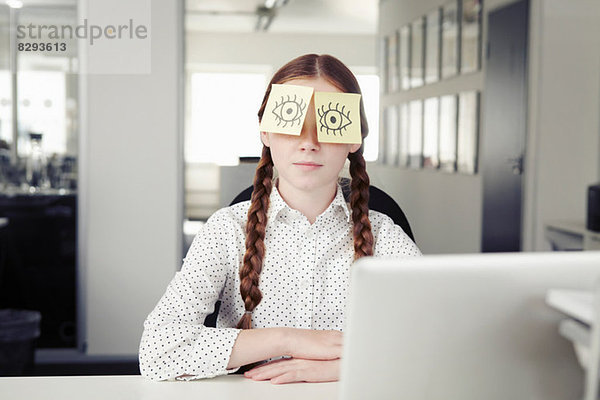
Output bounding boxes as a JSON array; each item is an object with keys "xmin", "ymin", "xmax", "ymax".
[{"xmin": 229, "ymin": 177, "xmax": 415, "ymax": 243}]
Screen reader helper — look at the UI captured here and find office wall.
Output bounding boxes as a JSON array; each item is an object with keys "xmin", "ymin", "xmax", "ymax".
[
  {"xmin": 379, "ymin": 0, "xmax": 600, "ymax": 253},
  {"xmin": 378, "ymin": 0, "xmax": 490, "ymax": 254},
  {"xmin": 524, "ymin": 0, "xmax": 600, "ymax": 250},
  {"xmin": 368, "ymin": 164, "xmax": 482, "ymax": 253},
  {"xmin": 186, "ymin": 31, "xmax": 376, "ymax": 70},
  {"xmin": 79, "ymin": 0, "xmax": 183, "ymax": 355}
]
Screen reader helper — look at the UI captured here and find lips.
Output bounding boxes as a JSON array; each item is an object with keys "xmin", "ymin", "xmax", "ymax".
[{"xmin": 293, "ymin": 161, "xmax": 323, "ymax": 166}]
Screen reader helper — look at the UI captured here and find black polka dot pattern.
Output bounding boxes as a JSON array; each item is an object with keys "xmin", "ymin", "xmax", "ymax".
[{"xmin": 139, "ymin": 181, "xmax": 421, "ymax": 381}]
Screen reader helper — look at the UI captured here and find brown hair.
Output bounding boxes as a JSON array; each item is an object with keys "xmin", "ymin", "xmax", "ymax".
[{"xmin": 237, "ymin": 54, "xmax": 374, "ymax": 329}]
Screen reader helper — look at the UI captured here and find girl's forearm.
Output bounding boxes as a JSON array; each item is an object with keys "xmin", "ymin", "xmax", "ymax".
[{"xmin": 227, "ymin": 327, "xmax": 290, "ymax": 369}]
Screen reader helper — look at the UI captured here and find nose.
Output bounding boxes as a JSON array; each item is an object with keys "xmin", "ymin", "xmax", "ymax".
[{"xmin": 299, "ymin": 125, "xmax": 320, "ymax": 152}]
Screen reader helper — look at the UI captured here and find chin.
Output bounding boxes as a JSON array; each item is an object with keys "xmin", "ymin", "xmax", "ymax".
[
  {"xmin": 293, "ymin": 177, "xmax": 334, "ymax": 192},
  {"xmin": 293, "ymin": 181, "xmax": 320, "ymax": 191}
]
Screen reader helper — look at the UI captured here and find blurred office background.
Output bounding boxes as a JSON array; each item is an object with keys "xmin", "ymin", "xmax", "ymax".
[{"xmin": 0, "ymin": 0, "xmax": 598, "ymax": 375}]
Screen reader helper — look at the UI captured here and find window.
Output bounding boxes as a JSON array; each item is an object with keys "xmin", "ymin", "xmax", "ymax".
[
  {"xmin": 16, "ymin": 71, "xmax": 67, "ymax": 156},
  {"xmin": 355, "ymin": 74, "xmax": 379, "ymax": 162},
  {"xmin": 0, "ymin": 71, "xmax": 11, "ymax": 144},
  {"xmin": 187, "ymin": 71, "xmax": 268, "ymax": 165},
  {"xmin": 186, "ymin": 70, "xmax": 379, "ymax": 164}
]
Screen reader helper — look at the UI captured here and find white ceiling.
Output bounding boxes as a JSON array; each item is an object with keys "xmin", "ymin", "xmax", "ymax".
[
  {"xmin": 185, "ymin": 0, "xmax": 377, "ymax": 34},
  {"xmin": 2, "ymin": 0, "xmax": 377, "ymax": 35},
  {"xmin": 3, "ymin": 0, "xmax": 76, "ymax": 6}
]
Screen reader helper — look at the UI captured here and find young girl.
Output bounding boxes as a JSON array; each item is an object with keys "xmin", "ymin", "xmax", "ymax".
[{"xmin": 139, "ymin": 54, "xmax": 421, "ymax": 384}]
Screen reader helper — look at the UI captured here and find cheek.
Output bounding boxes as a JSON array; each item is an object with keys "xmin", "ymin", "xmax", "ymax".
[
  {"xmin": 324, "ymin": 145, "xmax": 350, "ymax": 170},
  {"xmin": 267, "ymin": 138, "xmax": 291, "ymax": 167},
  {"xmin": 271, "ymin": 153, "xmax": 285, "ymax": 171}
]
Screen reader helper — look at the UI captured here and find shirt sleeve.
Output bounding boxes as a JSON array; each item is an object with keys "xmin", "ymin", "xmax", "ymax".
[
  {"xmin": 139, "ymin": 209, "xmax": 243, "ymax": 381},
  {"xmin": 372, "ymin": 212, "xmax": 423, "ymax": 257}
]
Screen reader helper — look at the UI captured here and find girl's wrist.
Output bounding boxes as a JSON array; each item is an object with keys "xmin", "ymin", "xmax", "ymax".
[{"xmin": 278, "ymin": 327, "xmax": 293, "ymax": 357}]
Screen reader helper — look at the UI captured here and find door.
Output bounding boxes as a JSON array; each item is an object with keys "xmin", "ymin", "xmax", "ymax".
[{"xmin": 481, "ymin": 0, "xmax": 529, "ymax": 252}]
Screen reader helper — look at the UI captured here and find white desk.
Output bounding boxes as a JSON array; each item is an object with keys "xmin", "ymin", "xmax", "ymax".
[
  {"xmin": 0, "ymin": 374, "xmax": 338, "ymax": 400},
  {"xmin": 544, "ymin": 221, "xmax": 600, "ymax": 251}
]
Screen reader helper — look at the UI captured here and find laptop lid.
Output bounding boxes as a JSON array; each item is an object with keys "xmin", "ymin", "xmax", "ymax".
[{"xmin": 340, "ymin": 251, "xmax": 600, "ymax": 400}]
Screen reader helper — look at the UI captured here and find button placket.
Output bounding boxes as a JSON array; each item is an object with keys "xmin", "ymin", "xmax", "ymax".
[{"xmin": 297, "ymin": 224, "xmax": 317, "ymax": 329}]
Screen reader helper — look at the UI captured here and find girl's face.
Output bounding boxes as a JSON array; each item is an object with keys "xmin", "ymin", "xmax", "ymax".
[{"xmin": 260, "ymin": 77, "xmax": 362, "ymax": 193}]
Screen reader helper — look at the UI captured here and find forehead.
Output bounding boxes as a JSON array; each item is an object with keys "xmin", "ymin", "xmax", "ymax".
[{"xmin": 283, "ymin": 77, "xmax": 343, "ymax": 94}]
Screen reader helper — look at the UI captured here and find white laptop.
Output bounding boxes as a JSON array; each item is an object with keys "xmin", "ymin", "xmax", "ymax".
[{"xmin": 339, "ymin": 251, "xmax": 600, "ymax": 400}]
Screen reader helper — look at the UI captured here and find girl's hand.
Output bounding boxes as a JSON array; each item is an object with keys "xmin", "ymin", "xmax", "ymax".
[
  {"xmin": 244, "ymin": 358, "xmax": 340, "ymax": 384},
  {"xmin": 285, "ymin": 328, "xmax": 343, "ymax": 360}
]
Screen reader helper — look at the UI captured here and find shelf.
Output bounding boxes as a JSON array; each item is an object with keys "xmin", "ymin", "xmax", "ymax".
[
  {"xmin": 546, "ymin": 289, "xmax": 594, "ymax": 324},
  {"xmin": 559, "ymin": 319, "xmax": 591, "ymax": 370},
  {"xmin": 546, "ymin": 287, "xmax": 600, "ymax": 400}
]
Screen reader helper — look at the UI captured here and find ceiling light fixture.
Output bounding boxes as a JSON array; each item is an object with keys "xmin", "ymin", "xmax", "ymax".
[{"xmin": 6, "ymin": 0, "xmax": 23, "ymax": 8}]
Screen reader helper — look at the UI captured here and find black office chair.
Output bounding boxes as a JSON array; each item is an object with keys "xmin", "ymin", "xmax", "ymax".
[
  {"xmin": 204, "ymin": 177, "xmax": 415, "ymax": 329},
  {"xmin": 229, "ymin": 177, "xmax": 415, "ymax": 243}
]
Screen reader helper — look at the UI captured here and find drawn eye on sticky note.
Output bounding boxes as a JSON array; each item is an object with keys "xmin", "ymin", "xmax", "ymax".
[
  {"xmin": 314, "ymin": 92, "xmax": 362, "ymax": 144},
  {"xmin": 259, "ymin": 84, "xmax": 314, "ymax": 135}
]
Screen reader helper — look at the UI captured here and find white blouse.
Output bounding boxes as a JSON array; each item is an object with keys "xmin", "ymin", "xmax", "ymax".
[{"xmin": 139, "ymin": 182, "xmax": 421, "ymax": 381}]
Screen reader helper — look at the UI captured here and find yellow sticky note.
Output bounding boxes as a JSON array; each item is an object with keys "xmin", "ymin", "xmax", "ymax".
[
  {"xmin": 259, "ymin": 84, "xmax": 314, "ymax": 135},
  {"xmin": 314, "ymin": 92, "xmax": 362, "ymax": 144}
]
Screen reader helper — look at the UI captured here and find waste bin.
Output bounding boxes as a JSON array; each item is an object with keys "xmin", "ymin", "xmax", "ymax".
[{"xmin": 0, "ymin": 309, "xmax": 41, "ymax": 376}]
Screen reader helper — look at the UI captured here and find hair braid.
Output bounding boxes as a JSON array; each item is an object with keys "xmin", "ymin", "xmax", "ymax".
[
  {"xmin": 236, "ymin": 146, "xmax": 273, "ymax": 329},
  {"xmin": 348, "ymin": 151, "xmax": 374, "ymax": 259}
]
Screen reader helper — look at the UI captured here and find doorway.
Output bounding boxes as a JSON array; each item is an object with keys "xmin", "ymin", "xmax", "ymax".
[{"xmin": 481, "ymin": 0, "xmax": 529, "ymax": 252}]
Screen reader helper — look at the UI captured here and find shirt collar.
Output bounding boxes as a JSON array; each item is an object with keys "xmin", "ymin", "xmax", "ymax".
[
  {"xmin": 267, "ymin": 179, "xmax": 289, "ymax": 222},
  {"xmin": 267, "ymin": 178, "xmax": 351, "ymax": 223}
]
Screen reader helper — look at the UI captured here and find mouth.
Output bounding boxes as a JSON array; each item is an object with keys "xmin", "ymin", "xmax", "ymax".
[
  {"xmin": 293, "ymin": 161, "xmax": 323, "ymax": 166},
  {"xmin": 293, "ymin": 161, "xmax": 323, "ymax": 171}
]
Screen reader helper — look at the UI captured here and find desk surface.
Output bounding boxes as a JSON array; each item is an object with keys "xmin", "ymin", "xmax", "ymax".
[
  {"xmin": 0, "ymin": 374, "xmax": 338, "ymax": 400},
  {"xmin": 545, "ymin": 221, "xmax": 600, "ymax": 250}
]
